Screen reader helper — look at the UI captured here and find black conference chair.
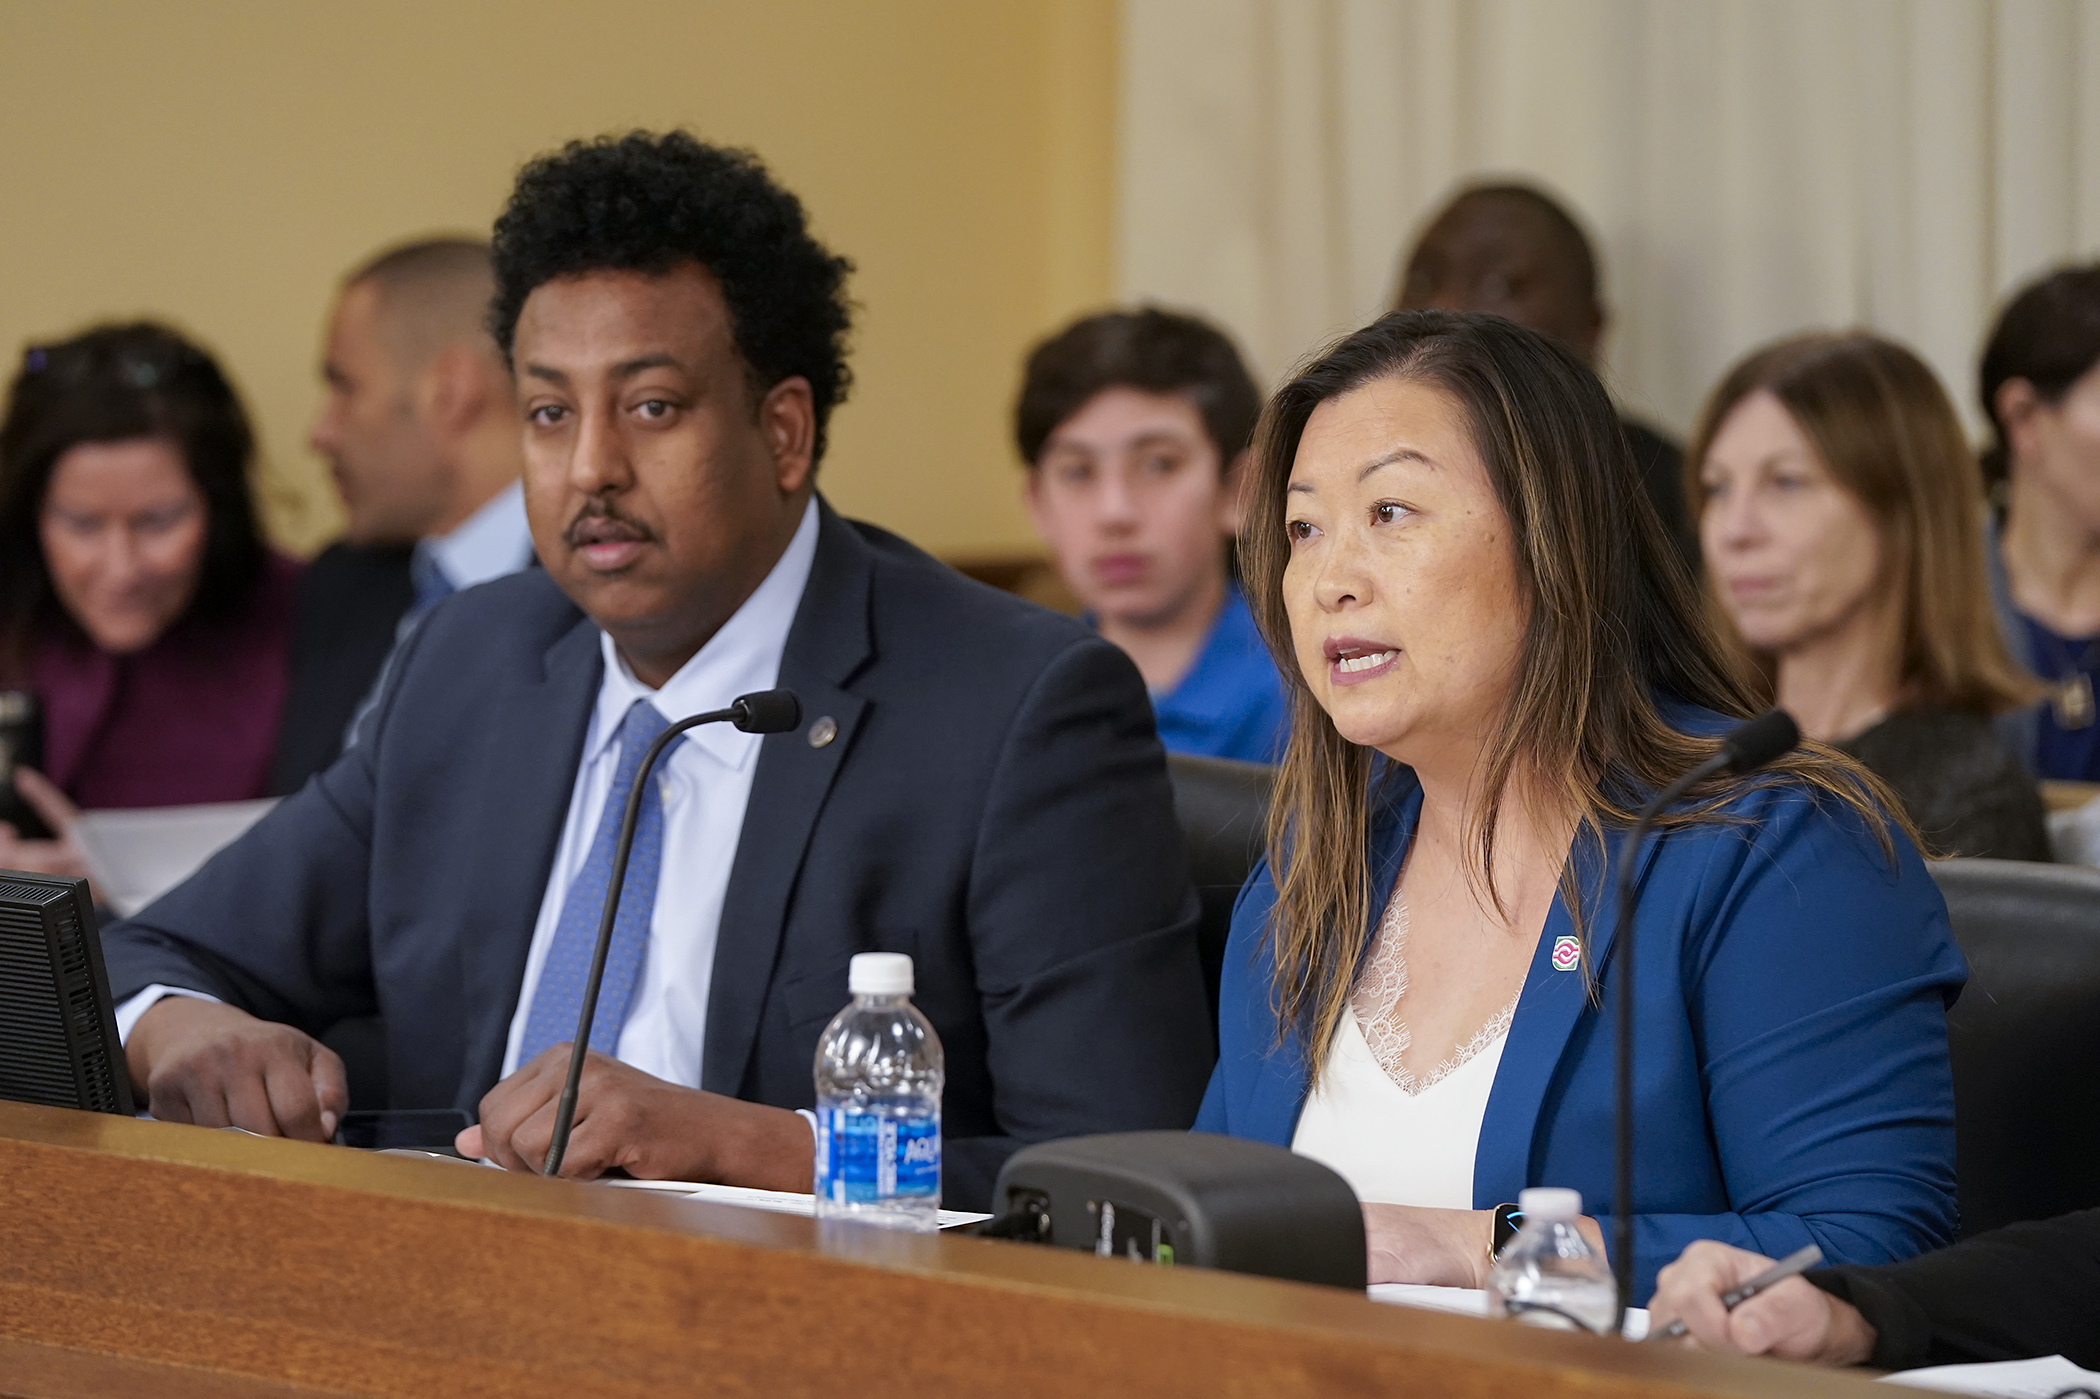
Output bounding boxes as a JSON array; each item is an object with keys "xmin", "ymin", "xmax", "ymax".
[
  {"xmin": 1928, "ymin": 856, "xmax": 2100, "ymax": 1237},
  {"xmin": 1164, "ymin": 753, "xmax": 1276, "ymax": 1027}
]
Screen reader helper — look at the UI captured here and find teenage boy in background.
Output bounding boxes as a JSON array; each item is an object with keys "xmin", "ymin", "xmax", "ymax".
[{"xmin": 1014, "ymin": 308, "xmax": 1287, "ymax": 764}]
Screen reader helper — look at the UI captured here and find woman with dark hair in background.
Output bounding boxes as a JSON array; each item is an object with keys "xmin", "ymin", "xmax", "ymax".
[
  {"xmin": 0, "ymin": 322, "xmax": 300, "ymax": 877},
  {"xmin": 1980, "ymin": 263, "xmax": 2100, "ymax": 782},
  {"xmin": 1690, "ymin": 332, "xmax": 2047, "ymax": 860},
  {"xmin": 1198, "ymin": 310, "xmax": 1962, "ymax": 1304}
]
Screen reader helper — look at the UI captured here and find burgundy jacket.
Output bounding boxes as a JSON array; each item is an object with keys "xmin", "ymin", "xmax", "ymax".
[{"xmin": 22, "ymin": 552, "xmax": 302, "ymax": 808}]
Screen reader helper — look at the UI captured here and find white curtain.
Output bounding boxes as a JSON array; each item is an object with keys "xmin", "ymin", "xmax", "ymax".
[{"xmin": 1118, "ymin": 0, "xmax": 2100, "ymax": 438}]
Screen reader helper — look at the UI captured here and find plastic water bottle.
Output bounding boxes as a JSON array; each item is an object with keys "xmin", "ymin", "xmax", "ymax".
[
  {"xmin": 813, "ymin": 953, "xmax": 944, "ymax": 1232},
  {"xmin": 1487, "ymin": 1187, "xmax": 1619, "ymax": 1334}
]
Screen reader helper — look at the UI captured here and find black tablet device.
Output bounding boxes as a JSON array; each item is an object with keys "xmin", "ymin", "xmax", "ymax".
[
  {"xmin": 334, "ymin": 1108, "xmax": 472, "ymax": 1155},
  {"xmin": 0, "ymin": 870, "xmax": 134, "ymax": 1115}
]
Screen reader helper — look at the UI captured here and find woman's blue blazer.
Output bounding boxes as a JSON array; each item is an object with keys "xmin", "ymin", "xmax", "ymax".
[{"xmin": 1194, "ymin": 762, "xmax": 1966, "ymax": 1303}]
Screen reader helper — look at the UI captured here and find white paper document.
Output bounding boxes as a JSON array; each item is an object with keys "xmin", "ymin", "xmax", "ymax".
[
  {"xmin": 73, "ymin": 798, "xmax": 277, "ymax": 916},
  {"xmin": 1368, "ymin": 1284, "xmax": 1651, "ymax": 1340},
  {"xmin": 1882, "ymin": 1355, "xmax": 2100, "ymax": 1398},
  {"xmin": 596, "ymin": 1177, "xmax": 991, "ymax": 1229}
]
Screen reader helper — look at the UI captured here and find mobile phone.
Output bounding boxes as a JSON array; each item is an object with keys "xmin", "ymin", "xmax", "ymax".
[
  {"xmin": 0, "ymin": 690, "xmax": 53, "ymax": 842},
  {"xmin": 333, "ymin": 1108, "xmax": 473, "ymax": 1155}
]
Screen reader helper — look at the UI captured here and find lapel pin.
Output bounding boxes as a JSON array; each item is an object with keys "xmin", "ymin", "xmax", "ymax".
[
  {"xmin": 1550, "ymin": 935, "xmax": 1581, "ymax": 973},
  {"xmin": 808, "ymin": 715, "xmax": 838, "ymax": 749}
]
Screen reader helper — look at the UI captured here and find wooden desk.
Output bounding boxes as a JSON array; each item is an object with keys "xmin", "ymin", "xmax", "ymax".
[{"xmin": 0, "ymin": 1102, "xmax": 1887, "ymax": 1399}]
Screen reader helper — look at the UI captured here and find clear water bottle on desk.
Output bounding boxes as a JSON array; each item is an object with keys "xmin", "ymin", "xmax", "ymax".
[
  {"xmin": 1487, "ymin": 1187, "xmax": 1618, "ymax": 1334},
  {"xmin": 813, "ymin": 952, "xmax": 944, "ymax": 1232}
]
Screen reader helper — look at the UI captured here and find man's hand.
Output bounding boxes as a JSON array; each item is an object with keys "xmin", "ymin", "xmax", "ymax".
[
  {"xmin": 1650, "ymin": 1240, "xmax": 1878, "ymax": 1364},
  {"xmin": 127, "ymin": 996, "xmax": 347, "ymax": 1142},
  {"xmin": 0, "ymin": 768, "xmax": 92, "ymax": 884},
  {"xmin": 458, "ymin": 1045, "xmax": 814, "ymax": 1191}
]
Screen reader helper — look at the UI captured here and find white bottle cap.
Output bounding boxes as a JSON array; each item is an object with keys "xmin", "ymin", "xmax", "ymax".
[
  {"xmin": 1518, "ymin": 1187, "xmax": 1582, "ymax": 1220},
  {"xmin": 849, "ymin": 952, "xmax": 914, "ymax": 996}
]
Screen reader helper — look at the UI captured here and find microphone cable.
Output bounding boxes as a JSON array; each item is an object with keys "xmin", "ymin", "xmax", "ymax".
[
  {"xmin": 1610, "ymin": 709, "xmax": 1798, "ymax": 1332},
  {"xmin": 540, "ymin": 687, "xmax": 802, "ymax": 1177}
]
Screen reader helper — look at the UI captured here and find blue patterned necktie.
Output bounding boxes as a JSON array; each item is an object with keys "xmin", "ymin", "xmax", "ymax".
[
  {"xmin": 517, "ymin": 699, "xmax": 678, "ymax": 1066},
  {"xmin": 408, "ymin": 543, "xmax": 457, "ymax": 616}
]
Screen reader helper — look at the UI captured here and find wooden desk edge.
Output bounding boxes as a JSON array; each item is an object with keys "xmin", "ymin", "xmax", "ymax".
[{"xmin": 0, "ymin": 1103, "xmax": 1890, "ymax": 1399}]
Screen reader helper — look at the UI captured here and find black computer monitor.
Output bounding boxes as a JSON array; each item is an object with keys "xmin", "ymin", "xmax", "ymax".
[{"xmin": 0, "ymin": 870, "xmax": 134, "ymax": 1115}]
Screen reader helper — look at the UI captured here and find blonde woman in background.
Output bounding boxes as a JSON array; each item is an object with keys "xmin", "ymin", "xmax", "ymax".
[{"xmin": 1690, "ymin": 332, "xmax": 2047, "ymax": 861}]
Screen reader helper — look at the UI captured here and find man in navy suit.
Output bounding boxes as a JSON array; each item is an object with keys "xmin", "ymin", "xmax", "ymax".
[{"xmin": 105, "ymin": 132, "xmax": 1212, "ymax": 1210}]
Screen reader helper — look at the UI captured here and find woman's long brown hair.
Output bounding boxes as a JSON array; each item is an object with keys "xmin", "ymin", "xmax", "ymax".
[
  {"xmin": 1684, "ymin": 332, "xmax": 2036, "ymax": 719},
  {"xmin": 1240, "ymin": 312, "xmax": 1906, "ymax": 1077}
]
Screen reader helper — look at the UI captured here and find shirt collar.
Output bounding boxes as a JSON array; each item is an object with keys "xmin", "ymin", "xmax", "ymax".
[
  {"xmin": 586, "ymin": 496, "xmax": 820, "ymax": 774},
  {"xmin": 1153, "ymin": 581, "xmax": 1251, "ymax": 714},
  {"xmin": 421, "ymin": 481, "xmax": 532, "ymax": 591}
]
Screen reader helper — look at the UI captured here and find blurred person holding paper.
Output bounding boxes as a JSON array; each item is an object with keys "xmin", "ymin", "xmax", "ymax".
[{"xmin": 0, "ymin": 323, "xmax": 299, "ymax": 878}]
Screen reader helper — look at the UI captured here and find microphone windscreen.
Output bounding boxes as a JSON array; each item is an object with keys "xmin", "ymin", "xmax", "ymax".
[
  {"xmin": 731, "ymin": 688, "xmax": 802, "ymax": 734},
  {"xmin": 1721, "ymin": 708, "xmax": 1800, "ymax": 774}
]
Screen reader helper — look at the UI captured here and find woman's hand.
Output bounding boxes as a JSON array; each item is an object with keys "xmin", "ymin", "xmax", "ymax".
[
  {"xmin": 1362, "ymin": 1204, "xmax": 1497, "ymax": 1287},
  {"xmin": 1363, "ymin": 1206, "xmax": 1612, "ymax": 1289},
  {"xmin": 0, "ymin": 768, "xmax": 90, "ymax": 882}
]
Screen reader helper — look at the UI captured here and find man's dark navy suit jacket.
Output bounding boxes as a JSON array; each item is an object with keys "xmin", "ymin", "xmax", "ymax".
[{"xmin": 104, "ymin": 500, "xmax": 1215, "ymax": 1208}]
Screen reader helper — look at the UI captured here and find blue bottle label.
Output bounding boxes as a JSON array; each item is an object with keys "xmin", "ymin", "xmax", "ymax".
[{"xmin": 815, "ymin": 1108, "xmax": 940, "ymax": 1203}]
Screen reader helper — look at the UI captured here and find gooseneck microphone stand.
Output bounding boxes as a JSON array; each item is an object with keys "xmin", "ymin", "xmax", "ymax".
[
  {"xmin": 540, "ymin": 687, "xmax": 802, "ymax": 1177},
  {"xmin": 1610, "ymin": 709, "xmax": 1799, "ymax": 1335}
]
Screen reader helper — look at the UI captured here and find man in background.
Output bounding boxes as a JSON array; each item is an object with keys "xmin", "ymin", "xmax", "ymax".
[
  {"xmin": 268, "ymin": 238, "xmax": 535, "ymax": 794},
  {"xmin": 1394, "ymin": 183, "xmax": 1698, "ymax": 573},
  {"xmin": 1015, "ymin": 308, "xmax": 1287, "ymax": 764}
]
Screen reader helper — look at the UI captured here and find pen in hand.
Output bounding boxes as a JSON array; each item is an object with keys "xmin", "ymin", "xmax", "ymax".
[{"xmin": 1648, "ymin": 1243, "xmax": 1825, "ymax": 1343}]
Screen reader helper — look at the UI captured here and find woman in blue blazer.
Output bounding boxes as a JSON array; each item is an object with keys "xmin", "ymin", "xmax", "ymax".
[{"xmin": 1202, "ymin": 310, "xmax": 1964, "ymax": 1307}]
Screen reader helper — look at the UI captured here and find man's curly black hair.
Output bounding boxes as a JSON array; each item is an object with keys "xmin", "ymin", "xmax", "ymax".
[{"xmin": 489, "ymin": 131, "xmax": 855, "ymax": 463}]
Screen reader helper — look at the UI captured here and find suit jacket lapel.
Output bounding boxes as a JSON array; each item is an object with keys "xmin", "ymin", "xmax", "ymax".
[
  {"xmin": 702, "ymin": 501, "xmax": 873, "ymax": 1096},
  {"xmin": 1474, "ymin": 822, "xmax": 1655, "ymax": 1208},
  {"xmin": 457, "ymin": 614, "xmax": 602, "ymax": 1096},
  {"xmin": 1244, "ymin": 777, "xmax": 1422, "ymax": 1144}
]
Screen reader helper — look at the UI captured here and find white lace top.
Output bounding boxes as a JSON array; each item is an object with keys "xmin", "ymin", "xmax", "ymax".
[{"xmin": 1290, "ymin": 888, "xmax": 1522, "ymax": 1208}]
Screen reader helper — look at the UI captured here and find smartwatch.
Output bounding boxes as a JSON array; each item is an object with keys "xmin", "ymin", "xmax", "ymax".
[{"xmin": 1491, "ymin": 1202, "xmax": 1525, "ymax": 1258}]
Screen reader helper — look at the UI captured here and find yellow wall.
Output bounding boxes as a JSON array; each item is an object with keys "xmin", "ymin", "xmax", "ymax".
[{"xmin": 0, "ymin": 1, "xmax": 1116, "ymax": 557}]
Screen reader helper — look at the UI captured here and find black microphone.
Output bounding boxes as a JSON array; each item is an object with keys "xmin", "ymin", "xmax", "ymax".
[
  {"xmin": 1609, "ymin": 708, "xmax": 1799, "ymax": 1331},
  {"xmin": 540, "ymin": 686, "xmax": 802, "ymax": 1176},
  {"xmin": 1715, "ymin": 709, "xmax": 1801, "ymax": 774}
]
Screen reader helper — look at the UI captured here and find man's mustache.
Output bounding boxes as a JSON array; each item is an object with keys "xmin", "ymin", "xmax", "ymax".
[{"xmin": 564, "ymin": 501, "xmax": 659, "ymax": 548}]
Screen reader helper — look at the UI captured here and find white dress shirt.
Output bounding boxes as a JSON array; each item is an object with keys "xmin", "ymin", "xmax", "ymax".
[
  {"xmin": 344, "ymin": 481, "xmax": 538, "ymax": 752},
  {"xmin": 119, "ymin": 497, "xmax": 820, "ymax": 1091},
  {"xmin": 421, "ymin": 480, "xmax": 534, "ymax": 592},
  {"xmin": 501, "ymin": 497, "xmax": 817, "ymax": 1084}
]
